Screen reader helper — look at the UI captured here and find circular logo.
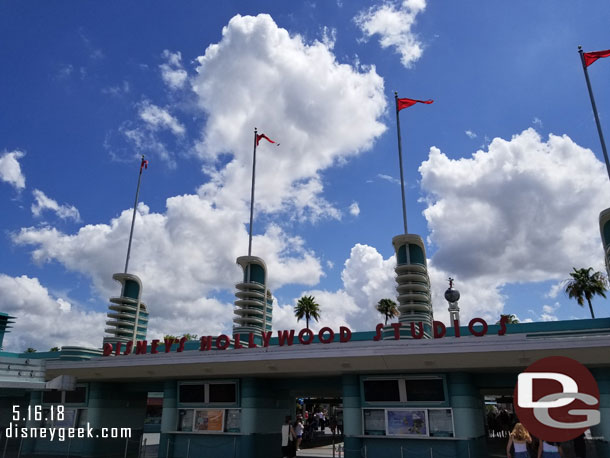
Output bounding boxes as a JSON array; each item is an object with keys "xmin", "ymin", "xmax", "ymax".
[{"xmin": 514, "ymin": 356, "xmax": 600, "ymax": 441}]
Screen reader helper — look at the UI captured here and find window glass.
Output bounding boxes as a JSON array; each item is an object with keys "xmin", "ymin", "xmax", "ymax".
[
  {"xmin": 42, "ymin": 391, "xmax": 62, "ymax": 404},
  {"xmin": 363, "ymin": 380, "xmax": 400, "ymax": 402},
  {"xmin": 209, "ymin": 383, "xmax": 236, "ymax": 403},
  {"xmin": 179, "ymin": 384, "xmax": 205, "ymax": 403},
  {"xmin": 405, "ymin": 378, "xmax": 445, "ymax": 402},
  {"xmin": 65, "ymin": 386, "xmax": 87, "ymax": 404}
]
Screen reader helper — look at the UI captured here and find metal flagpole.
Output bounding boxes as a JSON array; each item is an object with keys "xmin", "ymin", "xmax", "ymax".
[
  {"xmin": 578, "ymin": 46, "xmax": 610, "ymax": 182},
  {"xmin": 124, "ymin": 155, "xmax": 146, "ymax": 273},
  {"xmin": 248, "ymin": 128, "xmax": 257, "ymax": 256},
  {"xmin": 395, "ymin": 92, "xmax": 409, "ymax": 234}
]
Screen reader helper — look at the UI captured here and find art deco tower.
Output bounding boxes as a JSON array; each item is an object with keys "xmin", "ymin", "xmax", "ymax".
[
  {"xmin": 232, "ymin": 129, "xmax": 276, "ymax": 345},
  {"xmin": 233, "ymin": 256, "xmax": 273, "ymax": 343},
  {"xmin": 0, "ymin": 312, "xmax": 15, "ymax": 351},
  {"xmin": 103, "ymin": 273, "xmax": 148, "ymax": 346},
  {"xmin": 392, "ymin": 234, "xmax": 433, "ymax": 338},
  {"xmin": 390, "ymin": 93, "xmax": 434, "ymax": 338},
  {"xmin": 103, "ymin": 157, "xmax": 149, "ymax": 346}
]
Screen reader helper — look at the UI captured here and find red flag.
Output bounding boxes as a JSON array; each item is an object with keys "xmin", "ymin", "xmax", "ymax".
[
  {"xmin": 140, "ymin": 158, "xmax": 148, "ymax": 171},
  {"xmin": 397, "ymin": 98, "xmax": 434, "ymax": 111},
  {"xmin": 584, "ymin": 49, "xmax": 610, "ymax": 67},
  {"xmin": 256, "ymin": 133, "xmax": 276, "ymax": 146}
]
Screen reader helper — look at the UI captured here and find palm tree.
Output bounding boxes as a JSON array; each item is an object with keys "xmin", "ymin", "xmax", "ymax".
[
  {"xmin": 564, "ymin": 267, "xmax": 607, "ymax": 319},
  {"xmin": 496, "ymin": 314, "xmax": 519, "ymax": 325},
  {"xmin": 294, "ymin": 295, "xmax": 321, "ymax": 329},
  {"xmin": 376, "ymin": 299, "xmax": 399, "ymax": 325}
]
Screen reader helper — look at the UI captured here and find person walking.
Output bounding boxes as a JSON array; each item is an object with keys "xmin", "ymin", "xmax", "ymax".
[
  {"xmin": 295, "ymin": 416, "xmax": 304, "ymax": 451},
  {"xmin": 537, "ymin": 440, "xmax": 563, "ymax": 458},
  {"xmin": 506, "ymin": 423, "xmax": 532, "ymax": 458},
  {"xmin": 281, "ymin": 416, "xmax": 296, "ymax": 458}
]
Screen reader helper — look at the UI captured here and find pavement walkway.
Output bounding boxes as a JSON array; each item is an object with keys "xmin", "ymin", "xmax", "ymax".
[{"xmin": 297, "ymin": 443, "xmax": 345, "ymax": 457}]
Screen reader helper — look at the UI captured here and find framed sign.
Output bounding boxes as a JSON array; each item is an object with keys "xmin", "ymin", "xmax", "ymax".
[
  {"xmin": 225, "ymin": 409, "xmax": 241, "ymax": 433},
  {"xmin": 363, "ymin": 409, "xmax": 385, "ymax": 435},
  {"xmin": 194, "ymin": 409, "xmax": 224, "ymax": 432},
  {"xmin": 54, "ymin": 408, "xmax": 77, "ymax": 428},
  {"xmin": 386, "ymin": 409, "xmax": 428, "ymax": 436},
  {"xmin": 178, "ymin": 409, "xmax": 194, "ymax": 432},
  {"xmin": 428, "ymin": 408, "xmax": 454, "ymax": 437}
]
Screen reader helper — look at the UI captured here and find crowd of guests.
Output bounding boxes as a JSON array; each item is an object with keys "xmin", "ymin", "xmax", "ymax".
[{"xmin": 506, "ymin": 422, "xmax": 588, "ymax": 458}]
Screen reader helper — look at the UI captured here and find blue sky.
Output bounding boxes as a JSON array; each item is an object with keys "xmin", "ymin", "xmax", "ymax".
[{"xmin": 1, "ymin": 0, "xmax": 610, "ymax": 351}]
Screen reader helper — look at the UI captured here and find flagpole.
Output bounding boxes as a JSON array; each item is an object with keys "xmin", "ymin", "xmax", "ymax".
[
  {"xmin": 578, "ymin": 46, "xmax": 610, "ymax": 183},
  {"xmin": 124, "ymin": 155, "xmax": 145, "ymax": 273},
  {"xmin": 248, "ymin": 128, "xmax": 257, "ymax": 256},
  {"xmin": 395, "ymin": 92, "xmax": 408, "ymax": 234}
]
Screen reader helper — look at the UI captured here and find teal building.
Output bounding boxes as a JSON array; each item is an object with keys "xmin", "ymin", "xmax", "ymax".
[{"xmin": 1, "ymin": 318, "xmax": 608, "ymax": 458}]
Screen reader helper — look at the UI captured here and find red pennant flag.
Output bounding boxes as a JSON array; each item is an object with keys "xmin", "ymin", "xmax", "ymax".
[
  {"xmin": 140, "ymin": 158, "xmax": 148, "ymax": 171},
  {"xmin": 256, "ymin": 133, "xmax": 276, "ymax": 146},
  {"xmin": 397, "ymin": 98, "xmax": 434, "ymax": 111},
  {"xmin": 584, "ymin": 49, "xmax": 610, "ymax": 67}
]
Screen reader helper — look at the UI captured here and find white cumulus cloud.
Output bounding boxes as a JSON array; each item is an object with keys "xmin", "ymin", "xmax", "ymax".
[
  {"xmin": 355, "ymin": 0, "xmax": 427, "ymax": 68},
  {"xmin": 420, "ymin": 128, "xmax": 609, "ymax": 283},
  {"xmin": 160, "ymin": 50, "xmax": 188, "ymax": 90},
  {"xmin": 349, "ymin": 202, "xmax": 360, "ymax": 216},
  {"xmin": 138, "ymin": 100, "xmax": 185, "ymax": 136},
  {"xmin": 192, "ymin": 13, "xmax": 386, "ymax": 222},
  {"xmin": 31, "ymin": 189, "xmax": 81, "ymax": 222},
  {"xmin": 0, "ymin": 150, "xmax": 26, "ymax": 190},
  {"xmin": 0, "ymin": 274, "xmax": 104, "ymax": 352}
]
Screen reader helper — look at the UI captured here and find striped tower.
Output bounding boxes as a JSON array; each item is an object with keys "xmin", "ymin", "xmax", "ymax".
[
  {"xmin": 0, "ymin": 312, "xmax": 15, "ymax": 351},
  {"xmin": 392, "ymin": 234, "xmax": 433, "ymax": 338},
  {"xmin": 233, "ymin": 256, "xmax": 273, "ymax": 345},
  {"xmin": 103, "ymin": 273, "xmax": 148, "ymax": 346},
  {"xmin": 599, "ymin": 208, "xmax": 610, "ymax": 279}
]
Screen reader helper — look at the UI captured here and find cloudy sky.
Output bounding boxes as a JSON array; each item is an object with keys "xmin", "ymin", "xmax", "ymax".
[{"xmin": 1, "ymin": 1, "xmax": 610, "ymax": 352}]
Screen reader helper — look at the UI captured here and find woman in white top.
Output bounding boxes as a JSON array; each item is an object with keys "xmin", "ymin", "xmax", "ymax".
[
  {"xmin": 294, "ymin": 416, "xmax": 304, "ymax": 451},
  {"xmin": 506, "ymin": 422, "xmax": 532, "ymax": 458},
  {"xmin": 537, "ymin": 440, "xmax": 562, "ymax": 458}
]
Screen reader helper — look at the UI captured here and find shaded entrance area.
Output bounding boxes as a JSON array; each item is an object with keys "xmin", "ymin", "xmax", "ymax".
[
  {"xmin": 295, "ymin": 396, "xmax": 343, "ymax": 456},
  {"xmin": 289, "ymin": 378, "xmax": 344, "ymax": 457},
  {"xmin": 482, "ymin": 392, "xmax": 516, "ymax": 458}
]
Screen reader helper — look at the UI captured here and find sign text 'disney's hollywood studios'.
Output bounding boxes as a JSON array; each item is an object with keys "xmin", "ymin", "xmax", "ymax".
[{"xmin": 102, "ymin": 316, "xmax": 512, "ymax": 357}]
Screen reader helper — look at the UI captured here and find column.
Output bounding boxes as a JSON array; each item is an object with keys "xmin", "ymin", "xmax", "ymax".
[
  {"xmin": 448, "ymin": 373, "xmax": 486, "ymax": 458},
  {"xmin": 342, "ymin": 374, "xmax": 362, "ymax": 458},
  {"xmin": 159, "ymin": 380, "xmax": 177, "ymax": 458}
]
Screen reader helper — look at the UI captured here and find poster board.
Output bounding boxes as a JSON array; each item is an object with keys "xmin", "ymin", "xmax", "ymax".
[
  {"xmin": 363, "ymin": 409, "xmax": 385, "ymax": 435},
  {"xmin": 54, "ymin": 408, "xmax": 77, "ymax": 428},
  {"xmin": 386, "ymin": 409, "xmax": 428, "ymax": 437},
  {"xmin": 178, "ymin": 409, "xmax": 194, "ymax": 432},
  {"xmin": 225, "ymin": 409, "xmax": 241, "ymax": 433},
  {"xmin": 194, "ymin": 409, "xmax": 224, "ymax": 432},
  {"xmin": 428, "ymin": 408, "xmax": 454, "ymax": 437}
]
